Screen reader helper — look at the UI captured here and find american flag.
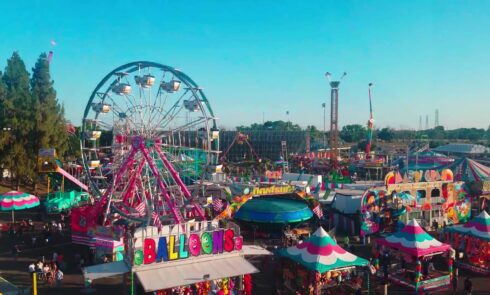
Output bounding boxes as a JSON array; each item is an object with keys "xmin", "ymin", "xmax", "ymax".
[
  {"xmin": 152, "ymin": 211, "xmax": 162, "ymax": 229},
  {"xmin": 313, "ymin": 204, "xmax": 323, "ymax": 219},
  {"xmin": 212, "ymin": 198, "xmax": 223, "ymax": 212},
  {"xmin": 135, "ymin": 202, "xmax": 146, "ymax": 216}
]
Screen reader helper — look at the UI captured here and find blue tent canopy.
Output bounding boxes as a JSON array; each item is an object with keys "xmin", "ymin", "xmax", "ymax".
[{"xmin": 234, "ymin": 197, "xmax": 313, "ymax": 223}]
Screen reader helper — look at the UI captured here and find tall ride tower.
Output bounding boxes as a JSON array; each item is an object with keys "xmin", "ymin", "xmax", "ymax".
[{"xmin": 325, "ymin": 72, "xmax": 346, "ymax": 169}]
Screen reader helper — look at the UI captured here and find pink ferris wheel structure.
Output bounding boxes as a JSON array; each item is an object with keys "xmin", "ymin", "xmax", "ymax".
[{"xmin": 81, "ymin": 61, "xmax": 219, "ymax": 226}]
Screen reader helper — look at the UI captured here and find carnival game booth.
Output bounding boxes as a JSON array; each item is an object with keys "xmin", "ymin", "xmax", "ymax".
[
  {"xmin": 375, "ymin": 220, "xmax": 453, "ymax": 293},
  {"xmin": 360, "ymin": 169, "xmax": 471, "ymax": 241},
  {"xmin": 130, "ymin": 221, "xmax": 258, "ymax": 294},
  {"xmin": 278, "ymin": 227, "xmax": 368, "ymax": 294},
  {"xmin": 445, "ymin": 211, "xmax": 490, "ymax": 275}
]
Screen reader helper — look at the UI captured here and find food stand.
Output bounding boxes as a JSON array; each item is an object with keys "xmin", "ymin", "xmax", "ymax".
[
  {"xmin": 375, "ymin": 219, "xmax": 453, "ymax": 293},
  {"xmin": 445, "ymin": 210, "xmax": 490, "ymax": 275},
  {"xmin": 278, "ymin": 227, "xmax": 368, "ymax": 294}
]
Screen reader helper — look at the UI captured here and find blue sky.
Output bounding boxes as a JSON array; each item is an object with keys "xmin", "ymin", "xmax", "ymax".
[{"xmin": 1, "ymin": 1, "xmax": 489, "ymax": 130}]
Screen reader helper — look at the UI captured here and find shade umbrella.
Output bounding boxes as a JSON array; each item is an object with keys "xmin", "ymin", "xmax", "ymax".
[
  {"xmin": 0, "ymin": 191, "xmax": 40, "ymax": 223},
  {"xmin": 399, "ymin": 192, "xmax": 415, "ymax": 201}
]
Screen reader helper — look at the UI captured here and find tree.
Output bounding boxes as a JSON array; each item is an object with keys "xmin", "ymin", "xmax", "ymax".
[
  {"xmin": 339, "ymin": 124, "xmax": 366, "ymax": 143},
  {"xmin": 306, "ymin": 125, "xmax": 323, "ymax": 139},
  {"xmin": 1, "ymin": 52, "xmax": 36, "ymax": 187},
  {"xmin": 377, "ymin": 127, "xmax": 395, "ymax": 142},
  {"xmin": 0, "ymin": 70, "xmax": 9, "ymax": 182},
  {"xmin": 31, "ymin": 53, "xmax": 68, "ymax": 158},
  {"xmin": 237, "ymin": 120, "xmax": 302, "ymax": 131},
  {"xmin": 427, "ymin": 126, "xmax": 445, "ymax": 140}
]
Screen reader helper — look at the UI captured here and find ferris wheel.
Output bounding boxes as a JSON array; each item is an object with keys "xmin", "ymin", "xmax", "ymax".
[{"xmin": 81, "ymin": 61, "xmax": 219, "ymax": 225}]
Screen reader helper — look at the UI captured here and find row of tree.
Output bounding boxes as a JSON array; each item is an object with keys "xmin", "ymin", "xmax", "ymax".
[
  {"xmin": 235, "ymin": 121, "xmax": 490, "ymax": 146},
  {"xmin": 0, "ymin": 52, "xmax": 68, "ymax": 187}
]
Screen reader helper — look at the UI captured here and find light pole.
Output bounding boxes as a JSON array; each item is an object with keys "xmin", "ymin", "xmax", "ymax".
[
  {"xmin": 322, "ymin": 103, "xmax": 326, "ymax": 149},
  {"xmin": 286, "ymin": 110, "xmax": 290, "ymax": 130}
]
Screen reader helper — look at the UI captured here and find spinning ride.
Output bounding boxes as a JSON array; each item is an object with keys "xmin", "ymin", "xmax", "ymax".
[{"xmin": 81, "ymin": 61, "xmax": 219, "ymax": 225}]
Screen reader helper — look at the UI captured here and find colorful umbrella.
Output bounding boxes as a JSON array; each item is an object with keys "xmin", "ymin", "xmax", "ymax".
[
  {"xmin": 446, "ymin": 210, "xmax": 490, "ymax": 241},
  {"xmin": 376, "ymin": 219, "xmax": 451, "ymax": 257},
  {"xmin": 398, "ymin": 192, "xmax": 415, "ymax": 201},
  {"xmin": 0, "ymin": 191, "xmax": 40, "ymax": 222},
  {"xmin": 279, "ymin": 227, "xmax": 368, "ymax": 273}
]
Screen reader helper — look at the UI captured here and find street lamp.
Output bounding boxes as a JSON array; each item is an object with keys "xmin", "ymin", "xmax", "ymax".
[{"xmin": 286, "ymin": 111, "xmax": 290, "ymax": 130}]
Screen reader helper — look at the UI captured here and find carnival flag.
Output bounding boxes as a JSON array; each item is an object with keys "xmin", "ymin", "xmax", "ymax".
[
  {"xmin": 212, "ymin": 198, "xmax": 223, "ymax": 212},
  {"xmin": 135, "ymin": 202, "xmax": 146, "ymax": 216},
  {"xmin": 152, "ymin": 211, "xmax": 162, "ymax": 229},
  {"xmin": 313, "ymin": 204, "xmax": 323, "ymax": 219}
]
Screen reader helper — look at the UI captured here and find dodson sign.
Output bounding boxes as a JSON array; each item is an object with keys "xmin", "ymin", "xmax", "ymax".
[
  {"xmin": 252, "ymin": 185, "xmax": 295, "ymax": 196},
  {"xmin": 134, "ymin": 228, "xmax": 243, "ymax": 265}
]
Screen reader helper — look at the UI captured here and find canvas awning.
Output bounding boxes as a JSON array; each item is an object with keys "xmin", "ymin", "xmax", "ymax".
[
  {"xmin": 135, "ymin": 253, "xmax": 258, "ymax": 292},
  {"xmin": 83, "ymin": 261, "xmax": 130, "ymax": 281},
  {"xmin": 242, "ymin": 245, "xmax": 273, "ymax": 256}
]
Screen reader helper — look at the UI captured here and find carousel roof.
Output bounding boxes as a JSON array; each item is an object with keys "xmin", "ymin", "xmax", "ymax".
[
  {"xmin": 279, "ymin": 227, "xmax": 368, "ymax": 273},
  {"xmin": 446, "ymin": 211, "xmax": 490, "ymax": 241},
  {"xmin": 376, "ymin": 219, "xmax": 451, "ymax": 257},
  {"xmin": 234, "ymin": 197, "xmax": 313, "ymax": 223}
]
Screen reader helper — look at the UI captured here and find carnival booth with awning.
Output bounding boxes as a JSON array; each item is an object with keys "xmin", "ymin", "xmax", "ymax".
[
  {"xmin": 375, "ymin": 219, "xmax": 453, "ymax": 293},
  {"xmin": 278, "ymin": 227, "xmax": 368, "ymax": 294},
  {"xmin": 445, "ymin": 210, "xmax": 490, "ymax": 274},
  {"xmin": 129, "ymin": 221, "xmax": 258, "ymax": 295}
]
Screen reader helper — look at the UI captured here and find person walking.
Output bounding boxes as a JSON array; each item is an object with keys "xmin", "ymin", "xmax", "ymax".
[
  {"xmin": 55, "ymin": 268, "xmax": 63, "ymax": 287},
  {"xmin": 452, "ymin": 275, "xmax": 458, "ymax": 294},
  {"xmin": 57, "ymin": 222, "xmax": 63, "ymax": 236},
  {"xmin": 464, "ymin": 277, "xmax": 472, "ymax": 295}
]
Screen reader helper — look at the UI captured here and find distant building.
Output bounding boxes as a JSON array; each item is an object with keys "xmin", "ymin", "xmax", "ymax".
[{"xmin": 433, "ymin": 143, "xmax": 490, "ymax": 156}]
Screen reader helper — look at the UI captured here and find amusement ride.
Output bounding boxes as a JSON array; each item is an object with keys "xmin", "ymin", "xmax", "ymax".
[{"xmin": 79, "ymin": 61, "xmax": 219, "ymax": 226}]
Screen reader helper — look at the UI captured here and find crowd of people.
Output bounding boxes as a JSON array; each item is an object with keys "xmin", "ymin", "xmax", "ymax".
[{"xmin": 27, "ymin": 251, "xmax": 64, "ymax": 287}]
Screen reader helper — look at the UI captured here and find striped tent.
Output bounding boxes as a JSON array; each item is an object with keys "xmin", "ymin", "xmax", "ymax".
[
  {"xmin": 376, "ymin": 219, "xmax": 451, "ymax": 257},
  {"xmin": 449, "ymin": 158, "xmax": 490, "ymax": 182},
  {"xmin": 279, "ymin": 227, "xmax": 368, "ymax": 273},
  {"xmin": 446, "ymin": 211, "xmax": 490, "ymax": 241}
]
